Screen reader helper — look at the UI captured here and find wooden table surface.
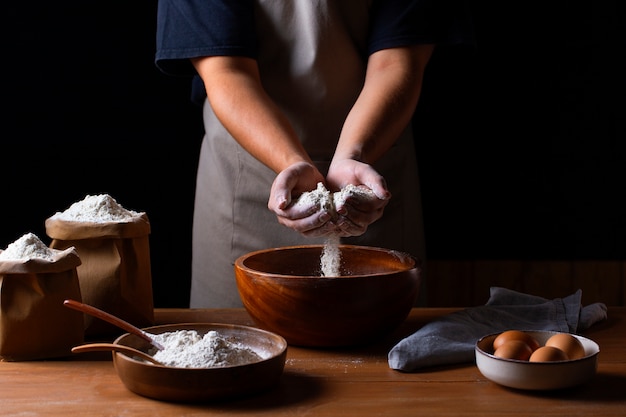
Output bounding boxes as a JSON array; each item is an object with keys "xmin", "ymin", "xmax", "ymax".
[{"xmin": 1, "ymin": 307, "xmax": 624, "ymax": 416}]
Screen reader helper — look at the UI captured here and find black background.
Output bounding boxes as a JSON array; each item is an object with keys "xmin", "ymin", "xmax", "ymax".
[{"xmin": 1, "ymin": 2, "xmax": 624, "ymax": 307}]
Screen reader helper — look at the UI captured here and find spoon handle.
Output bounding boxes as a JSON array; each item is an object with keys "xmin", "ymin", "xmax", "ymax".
[
  {"xmin": 71, "ymin": 343, "xmax": 163, "ymax": 365},
  {"xmin": 63, "ymin": 299, "xmax": 164, "ymax": 350}
]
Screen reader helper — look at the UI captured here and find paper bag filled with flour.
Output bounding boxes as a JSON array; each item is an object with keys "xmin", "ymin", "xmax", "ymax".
[
  {"xmin": 45, "ymin": 194, "xmax": 154, "ymax": 336},
  {"xmin": 0, "ymin": 233, "xmax": 83, "ymax": 361}
]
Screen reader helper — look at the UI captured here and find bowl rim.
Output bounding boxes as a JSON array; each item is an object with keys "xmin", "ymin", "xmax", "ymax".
[
  {"xmin": 234, "ymin": 244, "xmax": 420, "ymax": 278},
  {"xmin": 113, "ymin": 322, "xmax": 288, "ymax": 370},
  {"xmin": 475, "ymin": 330, "xmax": 600, "ymax": 365}
]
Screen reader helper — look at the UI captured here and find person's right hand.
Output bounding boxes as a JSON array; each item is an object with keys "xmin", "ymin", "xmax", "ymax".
[
  {"xmin": 325, "ymin": 158, "xmax": 390, "ymax": 237},
  {"xmin": 268, "ymin": 162, "xmax": 338, "ymax": 237}
]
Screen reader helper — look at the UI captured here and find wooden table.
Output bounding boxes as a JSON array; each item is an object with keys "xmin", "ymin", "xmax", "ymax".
[{"xmin": 1, "ymin": 308, "xmax": 625, "ymax": 416}]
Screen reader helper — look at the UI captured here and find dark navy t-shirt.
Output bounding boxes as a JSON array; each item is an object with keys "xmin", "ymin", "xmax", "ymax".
[
  {"xmin": 156, "ymin": 0, "xmax": 473, "ymax": 73},
  {"xmin": 155, "ymin": 0, "xmax": 474, "ymax": 102}
]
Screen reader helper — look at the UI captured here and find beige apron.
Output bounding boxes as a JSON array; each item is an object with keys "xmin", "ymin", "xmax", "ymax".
[{"xmin": 191, "ymin": 0, "xmax": 426, "ymax": 308}]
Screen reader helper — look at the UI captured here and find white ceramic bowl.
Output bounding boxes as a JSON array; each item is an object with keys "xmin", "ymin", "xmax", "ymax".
[{"xmin": 475, "ymin": 330, "xmax": 599, "ymax": 390}]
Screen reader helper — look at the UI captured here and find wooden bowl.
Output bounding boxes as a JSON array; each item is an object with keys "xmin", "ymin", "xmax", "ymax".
[
  {"xmin": 112, "ymin": 323, "xmax": 287, "ymax": 402},
  {"xmin": 234, "ymin": 245, "xmax": 421, "ymax": 347}
]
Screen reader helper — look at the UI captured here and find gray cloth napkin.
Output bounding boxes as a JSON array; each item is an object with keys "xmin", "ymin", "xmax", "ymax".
[{"xmin": 388, "ymin": 287, "xmax": 608, "ymax": 372}]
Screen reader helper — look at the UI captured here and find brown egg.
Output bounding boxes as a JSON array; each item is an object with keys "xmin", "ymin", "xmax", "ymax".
[
  {"xmin": 493, "ymin": 330, "xmax": 540, "ymax": 352},
  {"xmin": 493, "ymin": 340, "xmax": 534, "ymax": 361},
  {"xmin": 545, "ymin": 333, "xmax": 586, "ymax": 360},
  {"xmin": 529, "ymin": 346, "xmax": 569, "ymax": 362}
]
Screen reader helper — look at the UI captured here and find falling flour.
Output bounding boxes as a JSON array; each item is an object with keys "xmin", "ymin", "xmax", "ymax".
[
  {"xmin": 0, "ymin": 233, "xmax": 56, "ymax": 261},
  {"xmin": 320, "ymin": 235, "xmax": 342, "ymax": 276},
  {"xmin": 149, "ymin": 329, "xmax": 263, "ymax": 368},
  {"xmin": 293, "ymin": 183, "xmax": 378, "ymax": 277},
  {"xmin": 49, "ymin": 194, "xmax": 140, "ymax": 223}
]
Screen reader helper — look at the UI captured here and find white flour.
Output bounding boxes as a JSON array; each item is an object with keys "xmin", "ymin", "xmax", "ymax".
[
  {"xmin": 293, "ymin": 183, "xmax": 378, "ymax": 277},
  {"xmin": 320, "ymin": 235, "xmax": 342, "ymax": 276},
  {"xmin": 149, "ymin": 330, "xmax": 263, "ymax": 368},
  {"xmin": 49, "ymin": 194, "xmax": 140, "ymax": 223},
  {"xmin": 293, "ymin": 183, "xmax": 377, "ymax": 221},
  {"xmin": 332, "ymin": 184, "xmax": 378, "ymax": 213},
  {"xmin": 293, "ymin": 182, "xmax": 334, "ymax": 213},
  {"xmin": 0, "ymin": 232, "xmax": 56, "ymax": 261}
]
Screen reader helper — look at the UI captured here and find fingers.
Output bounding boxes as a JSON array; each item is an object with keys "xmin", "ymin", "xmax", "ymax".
[
  {"xmin": 268, "ymin": 161, "xmax": 324, "ymax": 211},
  {"xmin": 332, "ymin": 183, "xmax": 388, "ymax": 236},
  {"xmin": 286, "ymin": 185, "xmax": 386, "ymax": 237},
  {"xmin": 269, "ymin": 161, "xmax": 391, "ymax": 238},
  {"xmin": 334, "ymin": 199, "xmax": 386, "ymax": 236},
  {"xmin": 276, "ymin": 208, "xmax": 336, "ymax": 237},
  {"xmin": 268, "ymin": 173, "xmax": 296, "ymax": 211}
]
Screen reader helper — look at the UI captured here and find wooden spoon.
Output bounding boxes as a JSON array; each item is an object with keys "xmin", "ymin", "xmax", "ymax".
[
  {"xmin": 71, "ymin": 343, "xmax": 163, "ymax": 365},
  {"xmin": 63, "ymin": 299, "xmax": 164, "ymax": 350}
]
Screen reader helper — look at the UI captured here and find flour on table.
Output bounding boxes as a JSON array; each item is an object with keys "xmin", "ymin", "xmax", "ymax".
[
  {"xmin": 149, "ymin": 330, "xmax": 263, "ymax": 368},
  {"xmin": 292, "ymin": 183, "xmax": 378, "ymax": 277},
  {"xmin": 49, "ymin": 194, "xmax": 140, "ymax": 223},
  {"xmin": 0, "ymin": 232, "xmax": 56, "ymax": 261}
]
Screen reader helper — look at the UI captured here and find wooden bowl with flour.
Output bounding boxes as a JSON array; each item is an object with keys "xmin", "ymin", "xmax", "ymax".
[
  {"xmin": 111, "ymin": 323, "xmax": 287, "ymax": 402},
  {"xmin": 234, "ymin": 245, "xmax": 421, "ymax": 347}
]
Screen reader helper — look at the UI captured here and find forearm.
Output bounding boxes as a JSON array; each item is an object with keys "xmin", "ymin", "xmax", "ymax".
[
  {"xmin": 192, "ymin": 56, "xmax": 313, "ymax": 173},
  {"xmin": 334, "ymin": 44, "xmax": 435, "ymax": 164}
]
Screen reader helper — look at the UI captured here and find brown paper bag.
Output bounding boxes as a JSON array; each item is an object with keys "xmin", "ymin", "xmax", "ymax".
[
  {"xmin": 45, "ymin": 213, "xmax": 154, "ymax": 336},
  {"xmin": 0, "ymin": 247, "xmax": 83, "ymax": 361}
]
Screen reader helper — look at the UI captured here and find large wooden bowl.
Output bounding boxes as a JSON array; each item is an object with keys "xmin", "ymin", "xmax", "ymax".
[
  {"xmin": 234, "ymin": 245, "xmax": 421, "ymax": 347},
  {"xmin": 112, "ymin": 323, "xmax": 287, "ymax": 402}
]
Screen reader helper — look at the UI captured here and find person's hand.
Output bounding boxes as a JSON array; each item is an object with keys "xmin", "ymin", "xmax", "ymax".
[
  {"xmin": 326, "ymin": 158, "xmax": 391, "ymax": 237},
  {"xmin": 268, "ymin": 162, "xmax": 338, "ymax": 237}
]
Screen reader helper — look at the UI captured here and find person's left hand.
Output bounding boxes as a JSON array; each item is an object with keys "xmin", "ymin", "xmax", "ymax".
[{"xmin": 326, "ymin": 158, "xmax": 391, "ymax": 237}]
